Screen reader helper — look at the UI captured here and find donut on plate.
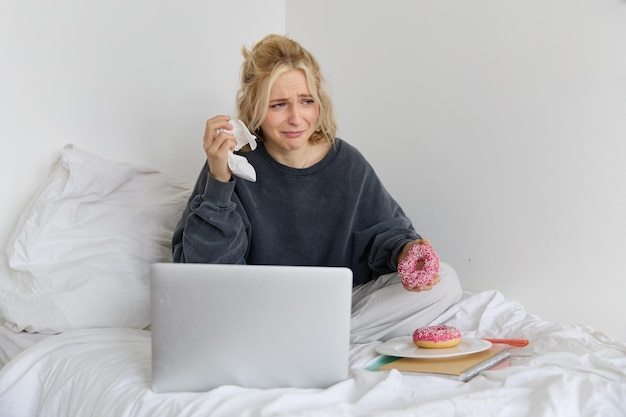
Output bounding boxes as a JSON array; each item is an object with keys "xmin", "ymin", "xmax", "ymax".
[{"xmin": 413, "ymin": 325, "xmax": 462, "ymax": 348}]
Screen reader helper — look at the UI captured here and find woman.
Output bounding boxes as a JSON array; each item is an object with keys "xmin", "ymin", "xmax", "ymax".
[{"xmin": 172, "ymin": 34, "xmax": 462, "ymax": 343}]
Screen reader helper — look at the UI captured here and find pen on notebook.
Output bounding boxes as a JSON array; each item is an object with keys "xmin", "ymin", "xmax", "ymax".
[
  {"xmin": 458, "ymin": 349, "xmax": 511, "ymax": 382},
  {"xmin": 483, "ymin": 338, "xmax": 529, "ymax": 347}
]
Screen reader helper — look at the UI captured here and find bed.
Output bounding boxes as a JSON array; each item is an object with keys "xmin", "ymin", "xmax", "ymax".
[{"xmin": 1, "ymin": 145, "xmax": 625, "ymax": 417}]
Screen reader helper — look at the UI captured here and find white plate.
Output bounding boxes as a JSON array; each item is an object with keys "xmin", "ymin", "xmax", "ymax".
[{"xmin": 375, "ymin": 337, "xmax": 492, "ymax": 359}]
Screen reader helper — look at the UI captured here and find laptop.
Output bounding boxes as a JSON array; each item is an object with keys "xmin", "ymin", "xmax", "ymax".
[{"xmin": 150, "ymin": 262, "xmax": 353, "ymax": 393}]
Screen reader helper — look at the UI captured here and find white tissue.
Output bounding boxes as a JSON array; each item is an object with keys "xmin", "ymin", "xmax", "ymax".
[{"xmin": 221, "ymin": 119, "xmax": 257, "ymax": 182}]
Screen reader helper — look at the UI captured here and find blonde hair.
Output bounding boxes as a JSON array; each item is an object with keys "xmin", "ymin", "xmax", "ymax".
[{"xmin": 236, "ymin": 34, "xmax": 336, "ymax": 144}]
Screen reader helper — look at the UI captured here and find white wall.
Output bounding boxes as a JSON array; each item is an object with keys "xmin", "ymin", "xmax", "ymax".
[
  {"xmin": 287, "ymin": 1, "xmax": 626, "ymax": 341},
  {"xmin": 0, "ymin": 0, "xmax": 284, "ymax": 242},
  {"xmin": 3, "ymin": 0, "xmax": 626, "ymax": 343}
]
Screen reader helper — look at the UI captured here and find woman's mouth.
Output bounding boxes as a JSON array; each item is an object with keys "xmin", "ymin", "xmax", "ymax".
[{"xmin": 283, "ymin": 130, "xmax": 304, "ymax": 138}]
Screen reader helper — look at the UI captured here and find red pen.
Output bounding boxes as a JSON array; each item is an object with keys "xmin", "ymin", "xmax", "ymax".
[{"xmin": 483, "ymin": 338, "xmax": 529, "ymax": 347}]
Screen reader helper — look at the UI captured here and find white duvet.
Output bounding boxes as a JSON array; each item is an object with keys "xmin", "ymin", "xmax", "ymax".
[{"xmin": 1, "ymin": 290, "xmax": 625, "ymax": 417}]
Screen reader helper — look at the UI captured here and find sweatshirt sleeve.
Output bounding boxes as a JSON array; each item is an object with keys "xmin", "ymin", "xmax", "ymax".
[
  {"xmin": 172, "ymin": 163, "xmax": 250, "ymax": 264},
  {"xmin": 348, "ymin": 156, "xmax": 421, "ymax": 282}
]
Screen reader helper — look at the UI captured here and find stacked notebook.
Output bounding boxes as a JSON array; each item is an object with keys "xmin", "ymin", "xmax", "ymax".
[{"xmin": 369, "ymin": 347, "xmax": 511, "ymax": 382}]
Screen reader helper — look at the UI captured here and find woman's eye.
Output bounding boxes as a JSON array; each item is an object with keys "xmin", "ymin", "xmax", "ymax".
[{"xmin": 271, "ymin": 102, "xmax": 286, "ymax": 108}]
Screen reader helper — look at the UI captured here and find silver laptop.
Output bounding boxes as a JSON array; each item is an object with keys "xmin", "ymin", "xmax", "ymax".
[{"xmin": 150, "ymin": 263, "xmax": 353, "ymax": 393}]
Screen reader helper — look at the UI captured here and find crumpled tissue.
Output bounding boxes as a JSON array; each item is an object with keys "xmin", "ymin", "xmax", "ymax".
[{"xmin": 220, "ymin": 119, "xmax": 257, "ymax": 182}]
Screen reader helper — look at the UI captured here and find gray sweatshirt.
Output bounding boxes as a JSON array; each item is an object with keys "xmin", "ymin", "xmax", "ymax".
[{"xmin": 172, "ymin": 138, "xmax": 420, "ymax": 286}]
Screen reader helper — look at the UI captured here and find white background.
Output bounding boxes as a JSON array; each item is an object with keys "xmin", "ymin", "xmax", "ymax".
[{"xmin": 2, "ymin": 1, "xmax": 625, "ymax": 341}]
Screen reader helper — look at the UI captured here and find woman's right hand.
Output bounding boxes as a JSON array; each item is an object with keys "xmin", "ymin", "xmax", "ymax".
[{"xmin": 203, "ymin": 115, "xmax": 237, "ymax": 182}]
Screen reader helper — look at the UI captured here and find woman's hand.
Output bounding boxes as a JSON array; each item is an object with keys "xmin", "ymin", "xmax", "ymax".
[
  {"xmin": 397, "ymin": 239, "xmax": 441, "ymax": 292},
  {"xmin": 203, "ymin": 115, "xmax": 238, "ymax": 182}
]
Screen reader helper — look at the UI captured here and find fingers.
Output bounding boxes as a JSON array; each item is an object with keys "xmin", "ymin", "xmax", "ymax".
[
  {"xmin": 203, "ymin": 115, "xmax": 237, "ymax": 182},
  {"xmin": 397, "ymin": 238, "xmax": 432, "ymax": 265},
  {"xmin": 203, "ymin": 115, "xmax": 234, "ymax": 153},
  {"xmin": 203, "ymin": 115, "xmax": 232, "ymax": 140}
]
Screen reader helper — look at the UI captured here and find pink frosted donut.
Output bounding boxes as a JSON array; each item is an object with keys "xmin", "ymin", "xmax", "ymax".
[
  {"xmin": 398, "ymin": 244, "xmax": 440, "ymax": 290},
  {"xmin": 413, "ymin": 325, "xmax": 462, "ymax": 348}
]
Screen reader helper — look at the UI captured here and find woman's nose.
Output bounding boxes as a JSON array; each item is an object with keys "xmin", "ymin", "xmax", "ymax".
[{"xmin": 288, "ymin": 105, "xmax": 301, "ymax": 124}]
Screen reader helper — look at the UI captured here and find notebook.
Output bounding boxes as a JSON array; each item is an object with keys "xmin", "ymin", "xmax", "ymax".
[
  {"xmin": 150, "ymin": 262, "xmax": 353, "ymax": 393},
  {"xmin": 371, "ymin": 347, "xmax": 511, "ymax": 382}
]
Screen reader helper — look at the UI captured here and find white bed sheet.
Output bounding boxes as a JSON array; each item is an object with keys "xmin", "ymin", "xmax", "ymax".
[
  {"xmin": 1, "ymin": 290, "xmax": 625, "ymax": 417},
  {"xmin": 0, "ymin": 324, "xmax": 49, "ymax": 369}
]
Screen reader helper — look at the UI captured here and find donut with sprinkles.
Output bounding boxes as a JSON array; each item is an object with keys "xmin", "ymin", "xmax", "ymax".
[
  {"xmin": 398, "ymin": 243, "xmax": 440, "ymax": 290},
  {"xmin": 413, "ymin": 324, "xmax": 462, "ymax": 348}
]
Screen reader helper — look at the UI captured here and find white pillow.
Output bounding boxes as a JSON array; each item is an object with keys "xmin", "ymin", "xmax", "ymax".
[{"xmin": 0, "ymin": 145, "xmax": 191, "ymax": 333}]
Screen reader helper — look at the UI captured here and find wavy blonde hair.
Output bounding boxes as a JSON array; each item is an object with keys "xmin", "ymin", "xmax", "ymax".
[{"xmin": 236, "ymin": 34, "xmax": 336, "ymax": 144}]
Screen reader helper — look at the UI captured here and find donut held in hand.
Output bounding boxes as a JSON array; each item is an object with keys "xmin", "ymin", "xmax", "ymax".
[
  {"xmin": 413, "ymin": 325, "xmax": 462, "ymax": 348},
  {"xmin": 398, "ymin": 243, "xmax": 440, "ymax": 290}
]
